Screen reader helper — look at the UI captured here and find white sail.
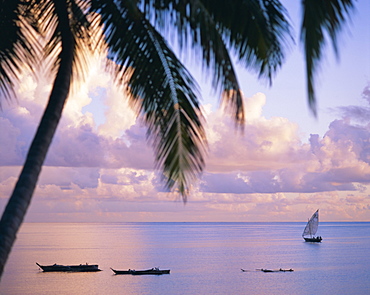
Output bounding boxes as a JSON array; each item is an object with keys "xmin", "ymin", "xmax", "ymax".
[{"xmin": 302, "ymin": 210, "xmax": 319, "ymax": 237}]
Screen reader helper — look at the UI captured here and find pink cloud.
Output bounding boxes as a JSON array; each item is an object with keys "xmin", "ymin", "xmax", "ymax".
[
  {"xmin": 198, "ymin": 92, "xmax": 370, "ymax": 196},
  {"xmin": 1, "ymin": 54, "xmax": 370, "ymax": 222}
]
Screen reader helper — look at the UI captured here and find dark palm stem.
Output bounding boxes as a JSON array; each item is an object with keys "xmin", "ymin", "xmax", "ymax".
[{"xmin": 0, "ymin": 0, "xmax": 74, "ymax": 279}]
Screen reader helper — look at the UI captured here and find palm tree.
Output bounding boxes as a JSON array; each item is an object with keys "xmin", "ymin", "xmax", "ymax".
[
  {"xmin": 0, "ymin": 0, "xmax": 91, "ymax": 277},
  {"xmin": 0, "ymin": 0, "xmax": 354, "ymax": 278}
]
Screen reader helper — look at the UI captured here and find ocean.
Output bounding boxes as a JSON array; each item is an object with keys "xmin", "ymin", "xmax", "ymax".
[{"xmin": 1, "ymin": 222, "xmax": 369, "ymax": 294}]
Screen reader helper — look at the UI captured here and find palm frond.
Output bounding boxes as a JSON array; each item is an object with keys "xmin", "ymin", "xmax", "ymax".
[
  {"xmin": 36, "ymin": 0, "xmax": 92, "ymax": 86},
  {"xmin": 301, "ymin": 0, "xmax": 354, "ymax": 114},
  {"xmin": 199, "ymin": 0, "xmax": 293, "ymax": 81},
  {"xmin": 92, "ymin": 0, "xmax": 206, "ymax": 199},
  {"xmin": 142, "ymin": 0, "xmax": 292, "ymax": 125},
  {"xmin": 0, "ymin": 0, "xmax": 40, "ymax": 102},
  {"xmin": 140, "ymin": 0, "xmax": 245, "ymax": 125}
]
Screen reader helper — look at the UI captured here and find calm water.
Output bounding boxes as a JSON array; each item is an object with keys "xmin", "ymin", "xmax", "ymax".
[{"xmin": 1, "ymin": 222, "xmax": 370, "ymax": 294}]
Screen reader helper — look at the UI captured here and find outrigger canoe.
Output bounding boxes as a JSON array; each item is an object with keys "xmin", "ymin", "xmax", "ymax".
[
  {"xmin": 260, "ymin": 268, "xmax": 294, "ymax": 273},
  {"xmin": 36, "ymin": 263, "xmax": 101, "ymax": 272},
  {"xmin": 241, "ymin": 268, "xmax": 294, "ymax": 273},
  {"xmin": 111, "ymin": 267, "xmax": 170, "ymax": 275}
]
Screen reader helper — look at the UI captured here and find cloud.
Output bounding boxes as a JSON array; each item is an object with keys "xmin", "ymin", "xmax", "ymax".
[
  {"xmin": 197, "ymin": 88, "xmax": 370, "ymax": 196},
  {"xmin": 334, "ymin": 84, "xmax": 370, "ymax": 124},
  {"xmin": 205, "ymin": 93, "xmax": 304, "ymax": 173},
  {"xmin": 1, "ymin": 54, "xmax": 370, "ymax": 222}
]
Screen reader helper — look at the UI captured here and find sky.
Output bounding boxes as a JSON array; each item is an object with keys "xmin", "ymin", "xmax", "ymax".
[{"xmin": 1, "ymin": 1, "xmax": 370, "ymax": 223}]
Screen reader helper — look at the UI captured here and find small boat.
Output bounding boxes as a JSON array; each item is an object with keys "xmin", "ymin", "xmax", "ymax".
[
  {"xmin": 259, "ymin": 268, "xmax": 294, "ymax": 273},
  {"xmin": 259, "ymin": 269, "xmax": 294, "ymax": 273},
  {"xmin": 241, "ymin": 268, "xmax": 294, "ymax": 273},
  {"xmin": 36, "ymin": 263, "xmax": 101, "ymax": 272},
  {"xmin": 111, "ymin": 267, "xmax": 170, "ymax": 275},
  {"xmin": 302, "ymin": 209, "xmax": 322, "ymax": 242}
]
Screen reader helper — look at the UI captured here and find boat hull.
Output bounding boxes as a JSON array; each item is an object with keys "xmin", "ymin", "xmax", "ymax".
[
  {"xmin": 36, "ymin": 263, "xmax": 101, "ymax": 272},
  {"xmin": 241, "ymin": 268, "xmax": 294, "ymax": 273},
  {"xmin": 132, "ymin": 269, "xmax": 170, "ymax": 275},
  {"xmin": 261, "ymin": 269, "xmax": 294, "ymax": 273},
  {"xmin": 303, "ymin": 237, "xmax": 322, "ymax": 242},
  {"xmin": 110, "ymin": 268, "xmax": 132, "ymax": 274},
  {"xmin": 111, "ymin": 268, "xmax": 170, "ymax": 275}
]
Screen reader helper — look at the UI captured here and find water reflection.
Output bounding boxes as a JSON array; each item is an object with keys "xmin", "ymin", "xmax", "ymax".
[{"xmin": 1, "ymin": 222, "xmax": 370, "ymax": 295}]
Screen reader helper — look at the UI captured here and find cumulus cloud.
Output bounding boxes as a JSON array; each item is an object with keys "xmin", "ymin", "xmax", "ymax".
[
  {"xmin": 205, "ymin": 93, "xmax": 304, "ymax": 173},
  {"xmin": 200, "ymin": 91, "xmax": 370, "ymax": 196},
  {"xmin": 1, "ymin": 53, "xmax": 370, "ymax": 222}
]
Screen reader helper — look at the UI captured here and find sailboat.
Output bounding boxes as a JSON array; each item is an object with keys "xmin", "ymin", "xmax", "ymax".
[{"xmin": 302, "ymin": 209, "xmax": 322, "ymax": 242}]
